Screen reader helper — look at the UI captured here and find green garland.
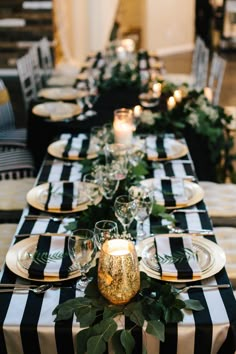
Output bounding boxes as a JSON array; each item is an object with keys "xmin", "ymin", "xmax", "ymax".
[{"xmin": 53, "ymin": 264, "xmax": 203, "ymax": 354}]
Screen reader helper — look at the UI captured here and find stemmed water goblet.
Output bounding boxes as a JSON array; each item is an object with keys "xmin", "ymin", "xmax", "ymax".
[
  {"xmin": 129, "ymin": 186, "xmax": 153, "ymax": 242},
  {"xmin": 94, "ymin": 220, "xmax": 119, "ymax": 250},
  {"xmin": 68, "ymin": 229, "xmax": 97, "ymax": 291},
  {"xmin": 114, "ymin": 195, "xmax": 138, "ymax": 238},
  {"xmin": 82, "ymin": 173, "xmax": 101, "ymax": 205},
  {"xmin": 95, "ymin": 165, "xmax": 120, "ymax": 200}
]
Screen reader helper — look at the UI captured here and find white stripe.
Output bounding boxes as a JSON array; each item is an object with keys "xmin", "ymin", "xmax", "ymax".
[
  {"xmin": 155, "ymin": 236, "xmax": 177, "ymax": 276},
  {"xmin": 172, "ymin": 163, "xmax": 187, "ymax": 177},
  {"xmin": 185, "ymin": 213, "xmax": 205, "ymax": 231},
  {"xmin": 47, "ymin": 163, "xmax": 64, "ymax": 182},
  {"xmin": 3, "ymin": 293, "xmax": 29, "ymax": 354}
]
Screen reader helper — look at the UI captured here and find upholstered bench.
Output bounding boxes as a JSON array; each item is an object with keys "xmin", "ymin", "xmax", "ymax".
[{"xmin": 199, "ymin": 181, "xmax": 236, "ymax": 226}]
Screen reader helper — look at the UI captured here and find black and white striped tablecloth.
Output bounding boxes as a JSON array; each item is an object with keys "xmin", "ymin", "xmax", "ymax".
[{"xmin": 0, "ymin": 135, "xmax": 235, "ymax": 354}]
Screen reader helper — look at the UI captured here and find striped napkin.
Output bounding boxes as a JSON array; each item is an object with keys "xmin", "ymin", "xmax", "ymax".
[
  {"xmin": 28, "ymin": 235, "xmax": 73, "ymax": 279},
  {"xmin": 146, "ymin": 136, "xmax": 177, "ymax": 160},
  {"xmin": 45, "ymin": 182, "xmax": 78, "ymax": 211},
  {"xmin": 62, "ymin": 136, "xmax": 90, "ymax": 158},
  {"xmin": 155, "ymin": 236, "xmax": 201, "ymax": 280},
  {"xmin": 153, "ymin": 178, "xmax": 187, "ymax": 207}
]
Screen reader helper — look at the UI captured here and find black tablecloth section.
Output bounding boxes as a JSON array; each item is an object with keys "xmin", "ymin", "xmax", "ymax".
[{"xmin": 27, "ymin": 88, "xmax": 217, "ymax": 180}]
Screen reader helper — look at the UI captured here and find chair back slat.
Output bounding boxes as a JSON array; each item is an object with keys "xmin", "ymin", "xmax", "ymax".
[
  {"xmin": 29, "ymin": 44, "xmax": 43, "ymax": 91},
  {"xmin": 16, "ymin": 52, "xmax": 37, "ymax": 112},
  {"xmin": 208, "ymin": 52, "xmax": 226, "ymax": 105},
  {"xmin": 38, "ymin": 37, "xmax": 53, "ymax": 80}
]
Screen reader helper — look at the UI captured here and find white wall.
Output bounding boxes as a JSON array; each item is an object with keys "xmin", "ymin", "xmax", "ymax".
[{"xmin": 142, "ymin": 0, "xmax": 196, "ymax": 56}]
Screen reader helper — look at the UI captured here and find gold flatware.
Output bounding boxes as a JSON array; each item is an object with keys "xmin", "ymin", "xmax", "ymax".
[{"xmin": 175, "ymin": 284, "xmax": 230, "ymax": 293}]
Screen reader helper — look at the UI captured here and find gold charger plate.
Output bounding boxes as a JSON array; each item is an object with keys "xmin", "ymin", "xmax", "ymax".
[
  {"xmin": 32, "ymin": 101, "xmax": 81, "ymax": 121},
  {"xmin": 147, "ymin": 139, "xmax": 188, "ymax": 161},
  {"xmin": 38, "ymin": 87, "xmax": 79, "ymax": 100},
  {"xmin": 26, "ymin": 181, "xmax": 102, "ymax": 213},
  {"xmin": 6, "ymin": 236, "xmax": 81, "ymax": 282},
  {"xmin": 138, "ymin": 235, "xmax": 226, "ymax": 283},
  {"xmin": 47, "ymin": 139, "xmax": 98, "ymax": 160},
  {"xmin": 140, "ymin": 178, "xmax": 204, "ymax": 209}
]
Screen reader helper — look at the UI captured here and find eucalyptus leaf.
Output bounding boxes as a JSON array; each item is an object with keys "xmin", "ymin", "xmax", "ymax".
[
  {"xmin": 184, "ymin": 299, "xmax": 204, "ymax": 311},
  {"xmin": 76, "ymin": 328, "xmax": 94, "ymax": 354},
  {"xmin": 164, "ymin": 307, "xmax": 184, "ymax": 323},
  {"xmin": 92, "ymin": 318, "xmax": 117, "ymax": 341},
  {"xmin": 146, "ymin": 320, "xmax": 165, "ymax": 342},
  {"xmin": 111, "ymin": 330, "xmax": 126, "ymax": 354},
  {"xmin": 120, "ymin": 330, "xmax": 135, "ymax": 354},
  {"xmin": 77, "ymin": 307, "xmax": 97, "ymax": 327},
  {"xmin": 87, "ymin": 335, "xmax": 107, "ymax": 354}
]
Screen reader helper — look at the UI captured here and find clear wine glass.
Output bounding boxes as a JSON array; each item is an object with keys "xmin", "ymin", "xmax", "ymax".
[
  {"xmin": 94, "ymin": 220, "xmax": 119, "ymax": 250},
  {"xmin": 129, "ymin": 187, "xmax": 153, "ymax": 242},
  {"xmin": 68, "ymin": 229, "xmax": 97, "ymax": 291},
  {"xmin": 114, "ymin": 195, "xmax": 138, "ymax": 237},
  {"xmin": 82, "ymin": 173, "xmax": 101, "ymax": 205},
  {"xmin": 96, "ymin": 165, "xmax": 120, "ymax": 200}
]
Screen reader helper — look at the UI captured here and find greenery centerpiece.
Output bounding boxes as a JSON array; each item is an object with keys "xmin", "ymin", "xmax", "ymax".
[{"xmin": 53, "ymin": 263, "xmax": 204, "ymax": 354}]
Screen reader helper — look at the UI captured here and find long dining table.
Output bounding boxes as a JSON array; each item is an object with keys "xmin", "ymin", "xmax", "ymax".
[{"xmin": 0, "ymin": 129, "xmax": 236, "ymax": 354}]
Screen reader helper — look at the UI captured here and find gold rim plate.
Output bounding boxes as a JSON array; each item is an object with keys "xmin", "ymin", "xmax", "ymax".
[
  {"xmin": 140, "ymin": 178, "xmax": 204, "ymax": 209},
  {"xmin": 147, "ymin": 139, "xmax": 188, "ymax": 161},
  {"xmin": 137, "ymin": 235, "xmax": 226, "ymax": 283},
  {"xmin": 26, "ymin": 181, "xmax": 102, "ymax": 213},
  {"xmin": 38, "ymin": 87, "xmax": 78, "ymax": 100},
  {"xmin": 6, "ymin": 236, "xmax": 81, "ymax": 282},
  {"xmin": 47, "ymin": 139, "xmax": 98, "ymax": 160},
  {"xmin": 32, "ymin": 101, "xmax": 81, "ymax": 121}
]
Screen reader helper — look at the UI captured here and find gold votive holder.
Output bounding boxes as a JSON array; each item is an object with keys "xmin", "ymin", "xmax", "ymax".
[{"xmin": 98, "ymin": 239, "xmax": 140, "ymax": 305}]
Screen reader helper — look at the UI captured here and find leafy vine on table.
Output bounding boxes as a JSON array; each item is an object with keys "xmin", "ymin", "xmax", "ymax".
[{"xmin": 53, "ymin": 263, "xmax": 204, "ymax": 354}]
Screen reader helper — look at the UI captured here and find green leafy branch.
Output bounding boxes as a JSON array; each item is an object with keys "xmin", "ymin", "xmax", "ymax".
[{"xmin": 53, "ymin": 265, "xmax": 204, "ymax": 354}]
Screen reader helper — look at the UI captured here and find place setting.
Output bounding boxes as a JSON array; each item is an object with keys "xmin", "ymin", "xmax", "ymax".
[
  {"xmin": 26, "ymin": 180, "xmax": 102, "ymax": 213},
  {"xmin": 145, "ymin": 135, "xmax": 189, "ymax": 161},
  {"xmin": 47, "ymin": 133, "xmax": 100, "ymax": 160},
  {"xmin": 38, "ymin": 87, "xmax": 79, "ymax": 101},
  {"xmin": 32, "ymin": 101, "xmax": 82, "ymax": 121},
  {"xmin": 140, "ymin": 176, "xmax": 204, "ymax": 209}
]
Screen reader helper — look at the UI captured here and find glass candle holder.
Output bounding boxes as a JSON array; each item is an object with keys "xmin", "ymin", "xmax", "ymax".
[
  {"xmin": 113, "ymin": 108, "xmax": 134, "ymax": 146},
  {"xmin": 98, "ymin": 239, "xmax": 140, "ymax": 304}
]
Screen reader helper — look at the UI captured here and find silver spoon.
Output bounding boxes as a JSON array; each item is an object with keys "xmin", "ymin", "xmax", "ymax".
[
  {"xmin": 24, "ymin": 215, "xmax": 66, "ymax": 222},
  {"xmin": 167, "ymin": 225, "xmax": 214, "ymax": 235},
  {"xmin": 0, "ymin": 284, "xmax": 52, "ymax": 294}
]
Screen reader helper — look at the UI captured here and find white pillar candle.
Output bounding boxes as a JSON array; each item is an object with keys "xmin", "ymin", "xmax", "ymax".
[
  {"xmin": 173, "ymin": 89, "xmax": 182, "ymax": 103},
  {"xmin": 204, "ymin": 87, "xmax": 213, "ymax": 103},
  {"xmin": 153, "ymin": 82, "xmax": 162, "ymax": 97},
  {"xmin": 167, "ymin": 96, "xmax": 176, "ymax": 110},
  {"xmin": 113, "ymin": 108, "xmax": 133, "ymax": 146},
  {"xmin": 133, "ymin": 105, "xmax": 142, "ymax": 117}
]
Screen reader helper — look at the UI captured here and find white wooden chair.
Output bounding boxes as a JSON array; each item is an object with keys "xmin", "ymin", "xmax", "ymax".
[
  {"xmin": 207, "ymin": 52, "xmax": 226, "ymax": 106},
  {"xmin": 38, "ymin": 37, "xmax": 54, "ymax": 81},
  {"xmin": 16, "ymin": 52, "xmax": 37, "ymax": 113},
  {"xmin": 164, "ymin": 36, "xmax": 209, "ymax": 90},
  {"xmin": 0, "ymin": 79, "xmax": 27, "ymax": 148},
  {"xmin": 29, "ymin": 43, "xmax": 43, "ymax": 91}
]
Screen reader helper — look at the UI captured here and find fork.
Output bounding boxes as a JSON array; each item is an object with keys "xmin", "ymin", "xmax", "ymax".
[
  {"xmin": 174, "ymin": 284, "xmax": 230, "ymax": 293},
  {"xmin": 0, "ymin": 284, "xmax": 52, "ymax": 294}
]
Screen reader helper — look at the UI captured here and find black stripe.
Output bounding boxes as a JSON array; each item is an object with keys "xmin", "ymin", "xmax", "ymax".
[
  {"xmin": 61, "ymin": 164, "xmax": 72, "ymax": 181},
  {"xmin": 159, "ymin": 323, "xmax": 178, "ymax": 353},
  {"xmin": 28, "ymin": 236, "xmax": 51, "ymax": 279},
  {"xmin": 156, "ymin": 137, "xmax": 167, "ymax": 159},
  {"xmin": 44, "ymin": 182, "xmax": 53, "ymax": 210},
  {"xmin": 59, "ymin": 237, "xmax": 73, "ymax": 279},
  {"xmin": 183, "ymin": 162, "xmax": 195, "ymax": 177},
  {"xmin": 61, "ymin": 182, "xmax": 74, "ymax": 211},
  {"xmin": 20, "ymin": 293, "xmax": 44, "ymax": 354},
  {"xmin": 188, "ymin": 289, "xmax": 213, "ymax": 354},
  {"xmin": 164, "ymin": 162, "xmax": 174, "ymax": 176},
  {"xmin": 62, "ymin": 137, "xmax": 73, "ymax": 158},
  {"xmin": 169, "ymin": 237, "xmax": 193, "ymax": 279},
  {"xmin": 161, "ymin": 179, "xmax": 176, "ymax": 207},
  {"xmin": 55, "ymin": 288, "xmax": 77, "ymax": 354},
  {"xmin": 79, "ymin": 138, "xmax": 89, "ymax": 158},
  {"xmin": 38, "ymin": 158, "xmax": 53, "ymax": 183}
]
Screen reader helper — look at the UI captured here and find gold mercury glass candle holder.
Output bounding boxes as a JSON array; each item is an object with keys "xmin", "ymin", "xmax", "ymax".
[{"xmin": 98, "ymin": 239, "xmax": 140, "ymax": 305}]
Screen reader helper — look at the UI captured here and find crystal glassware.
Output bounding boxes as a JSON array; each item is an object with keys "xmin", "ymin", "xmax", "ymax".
[
  {"xmin": 114, "ymin": 194, "xmax": 138, "ymax": 237},
  {"xmin": 94, "ymin": 220, "xmax": 118, "ymax": 250},
  {"xmin": 68, "ymin": 229, "xmax": 97, "ymax": 291},
  {"xmin": 82, "ymin": 173, "xmax": 100, "ymax": 205},
  {"xmin": 96, "ymin": 165, "xmax": 120, "ymax": 200}
]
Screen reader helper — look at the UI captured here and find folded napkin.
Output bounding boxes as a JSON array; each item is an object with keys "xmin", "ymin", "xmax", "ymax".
[
  {"xmin": 153, "ymin": 178, "xmax": 187, "ymax": 207},
  {"xmin": 155, "ymin": 236, "xmax": 201, "ymax": 280},
  {"xmin": 45, "ymin": 182, "xmax": 78, "ymax": 211},
  {"xmin": 62, "ymin": 136, "xmax": 90, "ymax": 158},
  {"xmin": 28, "ymin": 235, "xmax": 72, "ymax": 279},
  {"xmin": 146, "ymin": 136, "xmax": 175, "ymax": 160}
]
